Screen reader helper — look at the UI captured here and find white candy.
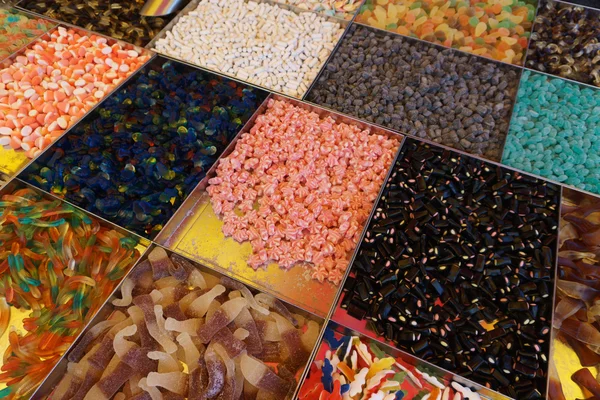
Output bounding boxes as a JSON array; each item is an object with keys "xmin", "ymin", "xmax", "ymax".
[{"xmin": 154, "ymin": 0, "xmax": 343, "ymax": 97}]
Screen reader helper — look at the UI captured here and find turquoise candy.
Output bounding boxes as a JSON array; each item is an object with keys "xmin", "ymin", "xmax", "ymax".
[{"xmin": 502, "ymin": 70, "xmax": 600, "ymax": 195}]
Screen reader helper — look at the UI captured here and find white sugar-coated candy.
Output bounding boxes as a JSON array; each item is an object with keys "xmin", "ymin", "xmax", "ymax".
[{"xmin": 154, "ymin": 0, "xmax": 343, "ymax": 97}]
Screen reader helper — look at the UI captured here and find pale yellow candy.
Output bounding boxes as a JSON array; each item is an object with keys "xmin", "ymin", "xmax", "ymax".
[
  {"xmin": 501, "ymin": 36, "xmax": 518, "ymax": 45},
  {"xmin": 500, "ymin": 0, "xmax": 513, "ymax": 5},
  {"xmin": 388, "ymin": 3, "xmax": 398, "ymax": 20},
  {"xmin": 440, "ymin": 1, "xmax": 451, "ymax": 12},
  {"xmin": 430, "ymin": 5, "xmax": 439, "ymax": 17},
  {"xmin": 488, "ymin": 18, "xmax": 499, "ymax": 29},
  {"xmin": 376, "ymin": 0, "xmax": 388, "ymax": 5},
  {"xmin": 509, "ymin": 14, "xmax": 524, "ymax": 24},
  {"xmin": 374, "ymin": 5, "xmax": 387, "ymax": 23},
  {"xmin": 435, "ymin": 23, "xmax": 450, "ymax": 32},
  {"xmin": 475, "ymin": 22, "xmax": 487, "ymax": 37},
  {"xmin": 414, "ymin": 15, "xmax": 428, "ymax": 28}
]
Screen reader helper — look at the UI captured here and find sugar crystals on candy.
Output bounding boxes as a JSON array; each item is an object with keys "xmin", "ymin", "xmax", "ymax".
[{"xmin": 502, "ymin": 70, "xmax": 600, "ymax": 195}]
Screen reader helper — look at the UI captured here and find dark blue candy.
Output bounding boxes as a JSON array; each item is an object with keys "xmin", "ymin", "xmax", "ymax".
[{"xmin": 20, "ymin": 57, "xmax": 268, "ymax": 239}]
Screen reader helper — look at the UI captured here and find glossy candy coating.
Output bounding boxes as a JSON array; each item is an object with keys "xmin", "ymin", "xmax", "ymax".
[
  {"xmin": 18, "ymin": 0, "xmax": 178, "ymax": 46},
  {"xmin": 526, "ymin": 0, "xmax": 600, "ymax": 87},
  {"xmin": 0, "ymin": 184, "xmax": 143, "ymax": 399},
  {"xmin": 21, "ymin": 57, "xmax": 267, "ymax": 239},
  {"xmin": 356, "ymin": 0, "xmax": 536, "ymax": 65}
]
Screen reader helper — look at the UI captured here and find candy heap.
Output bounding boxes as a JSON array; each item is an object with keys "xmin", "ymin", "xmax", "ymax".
[
  {"xmin": 300, "ymin": 327, "xmax": 485, "ymax": 399},
  {"xmin": 22, "ymin": 58, "xmax": 266, "ymax": 239},
  {"xmin": 51, "ymin": 247, "xmax": 321, "ymax": 399},
  {"xmin": 0, "ymin": 26, "xmax": 149, "ymax": 160},
  {"xmin": 18, "ymin": 0, "xmax": 175, "ymax": 46},
  {"xmin": 154, "ymin": 0, "xmax": 345, "ymax": 97},
  {"xmin": 0, "ymin": 9, "xmax": 54, "ymax": 60},
  {"xmin": 356, "ymin": 0, "xmax": 536, "ymax": 65},
  {"xmin": 550, "ymin": 189, "xmax": 600, "ymax": 400},
  {"xmin": 502, "ymin": 71, "xmax": 600, "ymax": 195},
  {"xmin": 0, "ymin": 185, "xmax": 143, "ymax": 399},
  {"xmin": 342, "ymin": 139, "xmax": 559, "ymax": 398},
  {"xmin": 207, "ymin": 99, "xmax": 400, "ymax": 284}
]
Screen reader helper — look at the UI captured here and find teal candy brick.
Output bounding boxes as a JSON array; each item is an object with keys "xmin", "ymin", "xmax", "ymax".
[{"xmin": 502, "ymin": 70, "xmax": 600, "ymax": 195}]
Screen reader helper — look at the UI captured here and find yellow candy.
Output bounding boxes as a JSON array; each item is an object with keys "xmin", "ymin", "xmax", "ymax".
[
  {"xmin": 500, "ymin": 0, "xmax": 512, "ymax": 5},
  {"xmin": 475, "ymin": 21, "xmax": 487, "ymax": 37},
  {"xmin": 366, "ymin": 357, "xmax": 395, "ymax": 379},
  {"xmin": 388, "ymin": 3, "xmax": 398, "ymax": 20},
  {"xmin": 374, "ymin": 5, "xmax": 387, "ymax": 23},
  {"xmin": 414, "ymin": 15, "xmax": 428, "ymax": 28},
  {"xmin": 488, "ymin": 18, "xmax": 499, "ymax": 29},
  {"xmin": 376, "ymin": 0, "xmax": 388, "ymax": 5},
  {"xmin": 430, "ymin": 5, "xmax": 439, "ymax": 16},
  {"xmin": 440, "ymin": 1, "xmax": 451, "ymax": 12},
  {"xmin": 501, "ymin": 36, "xmax": 518, "ymax": 45},
  {"xmin": 509, "ymin": 14, "xmax": 524, "ymax": 24},
  {"xmin": 435, "ymin": 23, "xmax": 450, "ymax": 32}
]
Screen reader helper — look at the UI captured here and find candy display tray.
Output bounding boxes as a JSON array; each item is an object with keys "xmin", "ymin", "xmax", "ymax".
[
  {"xmin": 0, "ymin": 178, "xmax": 151, "ymax": 398},
  {"xmin": 0, "ymin": 22, "xmax": 154, "ymax": 179},
  {"xmin": 154, "ymin": 93, "xmax": 404, "ymax": 318},
  {"xmin": 301, "ymin": 320, "xmax": 512, "ymax": 400},
  {"xmin": 146, "ymin": 0, "xmax": 354, "ymax": 99},
  {"xmin": 29, "ymin": 244, "xmax": 326, "ymax": 400}
]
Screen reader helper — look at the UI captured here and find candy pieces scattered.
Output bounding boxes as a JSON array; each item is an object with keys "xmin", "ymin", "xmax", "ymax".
[
  {"xmin": 0, "ymin": 26, "xmax": 149, "ymax": 165},
  {"xmin": 21, "ymin": 57, "xmax": 267, "ymax": 239},
  {"xmin": 0, "ymin": 184, "xmax": 143, "ymax": 399},
  {"xmin": 0, "ymin": 9, "xmax": 54, "ymax": 60},
  {"xmin": 207, "ymin": 99, "xmax": 400, "ymax": 284},
  {"xmin": 51, "ymin": 247, "xmax": 321, "ymax": 399},
  {"xmin": 18, "ymin": 0, "xmax": 176, "ymax": 46},
  {"xmin": 275, "ymin": 0, "xmax": 361, "ymax": 19},
  {"xmin": 343, "ymin": 138, "xmax": 559, "ymax": 396},
  {"xmin": 306, "ymin": 24, "xmax": 520, "ymax": 161},
  {"xmin": 502, "ymin": 70, "xmax": 600, "ymax": 195},
  {"xmin": 154, "ymin": 0, "xmax": 345, "ymax": 98},
  {"xmin": 526, "ymin": 0, "xmax": 600, "ymax": 87},
  {"xmin": 299, "ymin": 327, "xmax": 484, "ymax": 399},
  {"xmin": 356, "ymin": 0, "xmax": 536, "ymax": 65}
]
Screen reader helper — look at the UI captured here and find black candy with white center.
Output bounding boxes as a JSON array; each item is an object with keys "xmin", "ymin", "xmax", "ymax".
[{"xmin": 341, "ymin": 138, "xmax": 560, "ymax": 399}]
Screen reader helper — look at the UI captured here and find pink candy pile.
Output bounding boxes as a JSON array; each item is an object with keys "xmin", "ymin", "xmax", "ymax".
[
  {"xmin": 0, "ymin": 26, "xmax": 150, "ymax": 158},
  {"xmin": 207, "ymin": 99, "xmax": 400, "ymax": 284}
]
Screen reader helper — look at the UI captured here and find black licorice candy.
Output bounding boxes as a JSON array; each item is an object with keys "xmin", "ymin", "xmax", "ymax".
[{"xmin": 339, "ymin": 138, "xmax": 559, "ymax": 398}]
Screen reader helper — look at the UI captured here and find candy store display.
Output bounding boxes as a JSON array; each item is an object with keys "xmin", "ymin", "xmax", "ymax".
[
  {"xmin": 526, "ymin": 0, "xmax": 600, "ymax": 87},
  {"xmin": 502, "ymin": 70, "xmax": 600, "ymax": 195},
  {"xmin": 208, "ymin": 99, "xmax": 399, "ymax": 284},
  {"xmin": 0, "ymin": 181, "xmax": 147, "ymax": 399},
  {"xmin": 3, "ymin": 0, "xmax": 600, "ymax": 399},
  {"xmin": 20, "ymin": 57, "xmax": 267, "ymax": 240},
  {"xmin": 0, "ymin": 9, "xmax": 55, "ymax": 60},
  {"xmin": 275, "ymin": 0, "xmax": 362, "ymax": 19},
  {"xmin": 337, "ymin": 138, "xmax": 559, "ymax": 398},
  {"xmin": 153, "ymin": 0, "xmax": 345, "ymax": 98},
  {"xmin": 550, "ymin": 188, "xmax": 600, "ymax": 400},
  {"xmin": 305, "ymin": 24, "xmax": 520, "ymax": 161},
  {"xmin": 17, "ymin": 0, "xmax": 183, "ymax": 47},
  {"xmin": 0, "ymin": 25, "xmax": 150, "ymax": 177},
  {"xmin": 356, "ymin": 0, "xmax": 536, "ymax": 65},
  {"xmin": 155, "ymin": 97, "xmax": 398, "ymax": 316},
  {"xmin": 49, "ymin": 246, "xmax": 323, "ymax": 400},
  {"xmin": 300, "ymin": 324, "xmax": 502, "ymax": 400}
]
